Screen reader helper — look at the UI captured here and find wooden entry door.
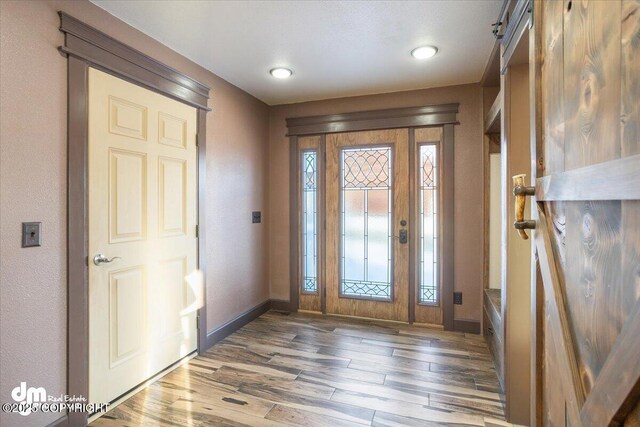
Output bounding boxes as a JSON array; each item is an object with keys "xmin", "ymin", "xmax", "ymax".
[
  {"xmin": 531, "ymin": 1, "xmax": 640, "ymax": 425},
  {"xmin": 325, "ymin": 129, "xmax": 409, "ymax": 322},
  {"xmin": 88, "ymin": 68, "xmax": 198, "ymax": 405}
]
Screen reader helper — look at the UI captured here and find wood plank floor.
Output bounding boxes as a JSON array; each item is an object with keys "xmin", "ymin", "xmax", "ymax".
[{"xmin": 91, "ymin": 311, "xmax": 514, "ymax": 427}]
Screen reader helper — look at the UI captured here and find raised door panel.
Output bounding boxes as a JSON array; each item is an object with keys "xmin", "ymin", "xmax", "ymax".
[
  {"xmin": 158, "ymin": 112, "xmax": 187, "ymax": 149},
  {"xmin": 109, "ymin": 267, "xmax": 147, "ymax": 367},
  {"xmin": 158, "ymin": 157, "xmax": 187, "ymax": 237},
  {"xmin": 158, "ymin": 257, "xmax": 188, "ymax": 340},
  {"xmin": 109, "ymin": 149, "xmax": 147, "ymax": 243},
  {"xmin": 109, "ymin": 96, "xmax": 148, "ymax": 141}
]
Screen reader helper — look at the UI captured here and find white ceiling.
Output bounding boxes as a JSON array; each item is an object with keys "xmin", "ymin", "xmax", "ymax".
[{"xmin": 91, "ymin": 0, "xmax": 502, "ymax": 105}]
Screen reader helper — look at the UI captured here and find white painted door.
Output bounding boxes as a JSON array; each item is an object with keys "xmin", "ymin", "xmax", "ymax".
[{"xmin": 88, "ymin": 68, "xmax": 198, "ymax": 405}]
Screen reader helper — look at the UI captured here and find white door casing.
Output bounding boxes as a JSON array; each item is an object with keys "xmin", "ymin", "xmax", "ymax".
[{"xmin": 88, "ymin": 68, "xmax": 198, "ymax": 405}]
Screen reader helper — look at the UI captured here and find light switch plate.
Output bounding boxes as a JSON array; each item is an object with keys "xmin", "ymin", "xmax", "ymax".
[{"xmin": 22, "ymin": 222, "xmax": 42, "ymax": 248}]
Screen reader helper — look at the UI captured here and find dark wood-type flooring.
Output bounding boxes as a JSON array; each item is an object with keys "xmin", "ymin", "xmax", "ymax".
[{"xmin": 91, "ymin": 311, "xmax": 513, "ymax": 426}]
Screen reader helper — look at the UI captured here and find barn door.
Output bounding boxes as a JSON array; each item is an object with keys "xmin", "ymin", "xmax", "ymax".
[{"xmin": 528, "ymin": 0, "xmax": 640, "ymax": 425}]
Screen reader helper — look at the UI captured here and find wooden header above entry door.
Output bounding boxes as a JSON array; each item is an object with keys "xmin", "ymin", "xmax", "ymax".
[{"xmin": 286, "ymin": 103, "xmax": 460, "ymax": 136}]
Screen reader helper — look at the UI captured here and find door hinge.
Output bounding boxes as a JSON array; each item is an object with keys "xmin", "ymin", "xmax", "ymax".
[
  {"xmin": 195, "ymin": 224, "xmax": 199, "ymax": 238},
  {"xmin": 195, "ymin": 134, "xmax": 199, "ymax": 147}
]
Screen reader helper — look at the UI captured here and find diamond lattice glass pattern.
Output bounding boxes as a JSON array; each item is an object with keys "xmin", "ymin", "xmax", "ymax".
[
  {"xmin": 302, "ymin": 151, "xmax": 318, "ymax": 294},
  {"xmin": 419, "ymin": 144, "xmax": 438, "ymax": 304},
  {"xmin": 340, "ymin": 147, "xmax": 392, "ymax": 300}
]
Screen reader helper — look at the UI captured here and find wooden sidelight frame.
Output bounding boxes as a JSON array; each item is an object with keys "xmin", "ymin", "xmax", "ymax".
[
  {"xmin": 296, "ymin": 135, "xmax": 326, "ymax": 314},
  {"xmin": 286, "ymin": 105, "xmax": 458, "ymax": 331},
  {"xmin": 410, "ymin": 127, "xmax": 452, "ymax": 327},
  {"xmin": 59, "ymin": 12, "xmax": 210, "ymax": 426}
]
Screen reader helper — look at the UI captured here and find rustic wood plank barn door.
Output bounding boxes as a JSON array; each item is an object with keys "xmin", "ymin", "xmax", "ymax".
[{"xmin": 529, "ymin": 0, "xmax": 640, "ymax": 425}]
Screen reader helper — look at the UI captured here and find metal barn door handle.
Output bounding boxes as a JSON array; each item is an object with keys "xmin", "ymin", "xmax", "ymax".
[
  {"xmin": 93, "ymin": 254, "xmax": 121, "ymax": 266},
  {"xmin": 512, "ymin": 174, "xmax": 535, "ymax": 240}
]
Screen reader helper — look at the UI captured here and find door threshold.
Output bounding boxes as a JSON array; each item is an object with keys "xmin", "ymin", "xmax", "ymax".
[
  {"xmin": 324, "ymin": 312, "xmax": 409, "ymax": 325},
  {"xmin": 297, "ymin": 309, "xmax": 323, "ymax": 315},
  {"xmin": 88, "ymin": 350, "xmax": 197, "ymax": 424},
  {"xmin": 320, "ymin": 313, "xmax": 445, "ymax": 330},
  {"xmin": 412, "ymin": 322, "xmax": 445, "ymax": 330}
]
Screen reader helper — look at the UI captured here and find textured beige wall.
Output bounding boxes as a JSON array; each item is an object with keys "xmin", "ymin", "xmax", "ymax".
[
  {"xmin": 0, "ymin": 1, "xmax": 269, "ymax": 426},
  {"xmin": 268, "ymin": 84, "xmax": 484, "ymax": 322}
]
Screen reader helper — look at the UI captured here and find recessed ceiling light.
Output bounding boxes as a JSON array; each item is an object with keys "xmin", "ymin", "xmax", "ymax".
[
  {"xmin": 411, "ymin": 46, "xmax": 438, "ymax": 59},
  {"xmin": 270, "ymin": 67, "xmax": 293, "ymax": 79}
]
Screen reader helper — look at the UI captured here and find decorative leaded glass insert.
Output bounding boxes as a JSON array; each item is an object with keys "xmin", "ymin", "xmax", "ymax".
[
  {"xmin": 302, "ymin": 151, "xmax": 318, "ymax": 294},
  {"xmin": 419, "ymin": 144, "xmax": 439, "ymax": 304},
  {"xmin": 340, "ymin": 147, "xmax": 392, "ymax": 300}
]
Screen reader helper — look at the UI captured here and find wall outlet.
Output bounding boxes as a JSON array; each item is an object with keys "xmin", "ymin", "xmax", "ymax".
[
  {"xmin": 453, "ymin": 292, "xmax": 463, "ymax": 305},
  {"xmin": 252, "ymin": 211, "xmax": 261, "ymax": 224},
  {"xmin": 22, "ymin": 222, "xmax": 42, "ymax": 247}
]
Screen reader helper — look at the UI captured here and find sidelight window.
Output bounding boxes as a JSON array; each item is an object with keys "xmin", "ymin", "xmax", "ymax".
[
  {"xmin": 301, "ymin": 151, "xmax": 318, "ymax": 294},
  {"xmin": 418, "ymin": 144, "xmax": 439, "ymax": 304}
]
